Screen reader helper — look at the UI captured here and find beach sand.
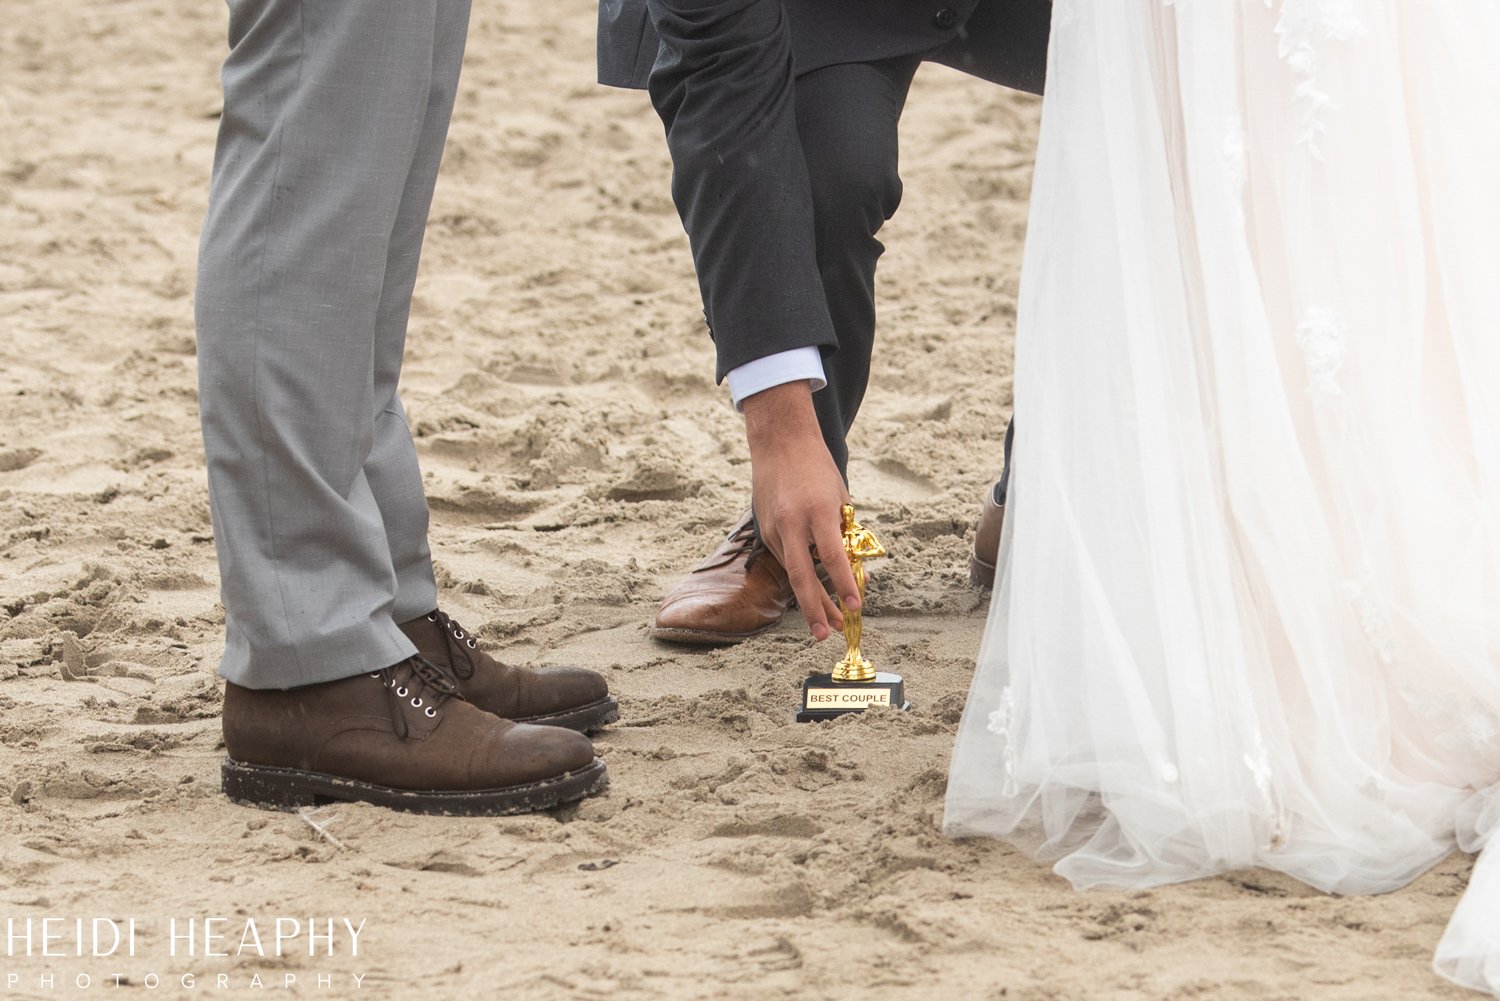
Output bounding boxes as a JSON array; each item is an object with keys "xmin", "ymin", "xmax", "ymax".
[{"xmin": 0, "ymin": 1, "xmax": 1473, "ymax": 998}]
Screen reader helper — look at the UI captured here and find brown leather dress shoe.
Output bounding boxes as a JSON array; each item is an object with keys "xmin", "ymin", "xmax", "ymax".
[
  {"xmin": 398, "ymin": 609, "xmax": 618, "ymax": 732},
  {"xmin": 220, "ymin": 657, "xmax": 606, "ymax": 816},
  {"xmin": 970, "ymin": 480, "xmax": 1006, "ymax": 589},
  {"xmin": 651, "ymin": 510, "xmax": 793, "ymax": 645}
]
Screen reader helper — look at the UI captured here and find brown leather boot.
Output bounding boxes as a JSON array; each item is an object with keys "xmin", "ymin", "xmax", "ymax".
[
  {"xmin": 970, "ymin": 480, "xmax": 1006, "ymax": 589},
  {"xmin": 220, "ymin": 657, "xmax": 605, "ymax": 815},
  {"xmin": 398, "ymin": 610, "xmax": 618, "ymax": 732},
  {"xmin": 650, "ymin": 510, "xmax": 795, "ymax": 645}
]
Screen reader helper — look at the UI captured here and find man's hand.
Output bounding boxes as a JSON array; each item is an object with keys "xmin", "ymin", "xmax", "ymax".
[{"xmin": 741, "ymin": 382, "xmax": 862, "ymax": 641}]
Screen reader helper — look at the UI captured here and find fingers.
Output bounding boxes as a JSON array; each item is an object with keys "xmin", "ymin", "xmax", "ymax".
[
  {"xmin": 781, "ymin": 532, "xmax": 840, "ymax": 641},
  {"xmin": 738, "ymin": 390, "xmax": 864, "ymax": 643},
  {"xmin": 763, "ymin": 502, "xmax": 847, "ymax": 641},
  {"xmin": 811, "ymin": 518, "xmax": 861, "ymax": 613}
]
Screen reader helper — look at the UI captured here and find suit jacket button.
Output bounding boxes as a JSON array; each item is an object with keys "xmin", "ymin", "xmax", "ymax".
[{"xmin": 932, "ymin": 7, "xmax": 958, "ymax": 29}]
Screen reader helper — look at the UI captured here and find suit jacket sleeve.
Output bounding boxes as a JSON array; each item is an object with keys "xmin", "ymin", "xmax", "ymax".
[
  {"xmin": 644, "ymin": 0, "xmax": 838, "ymax": 382},
  {"xmin": 597, "ymin": 0, "xmax": 660, "ymax": 89}
]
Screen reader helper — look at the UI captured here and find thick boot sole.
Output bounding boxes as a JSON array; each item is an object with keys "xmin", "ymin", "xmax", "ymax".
[
  {"xmin": 221, "ymin": 756, "xmax": 607, "ymax": 816},
  {"xmin": 517, "ymin": 696, "xmax": 621, "ymax": 733}
]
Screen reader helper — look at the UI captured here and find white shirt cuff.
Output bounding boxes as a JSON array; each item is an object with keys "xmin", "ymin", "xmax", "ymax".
[{"xmin": 725, "ymin": 346, "xmax": 828, "ymax": 411}]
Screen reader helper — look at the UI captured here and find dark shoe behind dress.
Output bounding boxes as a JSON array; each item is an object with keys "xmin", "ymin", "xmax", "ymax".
[
  {"xmin": 651, "ymin": 510, "xmax": 795, "ymax": 645},
  {"xmin": 399, "ymin": 609, "xmax": 619, "ymax": 732},
  {"xmin": 220, "ymin": 656, "xmax": 606, "ymax": 816},
  {"xmin": 970, "ymin": 480, "xmax": 1007, "ymax": 589}
]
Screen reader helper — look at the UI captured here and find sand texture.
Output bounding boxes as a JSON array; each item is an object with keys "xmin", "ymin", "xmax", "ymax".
[{"xmin": 0, "ymin": 1, "xmax": 1474, "ymax": 998}]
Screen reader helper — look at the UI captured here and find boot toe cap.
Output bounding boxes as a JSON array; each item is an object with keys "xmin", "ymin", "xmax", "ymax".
[{"xmin": 473, "ymin": 721, "xmax": 597, "ymax": 787}]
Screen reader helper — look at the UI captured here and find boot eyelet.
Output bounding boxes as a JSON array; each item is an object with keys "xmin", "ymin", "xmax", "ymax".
[
  {"xmin": 411, "ymin": 697, "xmax": 423, "ymax": 708},
  {"xmin": 427, "ymin": 613, "xmax": 438, "ymax": 621},
  {"xmin": 453, "ymin": 629, "xmax": 464, "ymax": 639},
  {"xmin": 396, "ymin": 686, "xmax": 409, "ymax": 698},
  {"xmin": 466, "ymin": 638, "xmax": 477, "ymax": 649},
  {"xmin": 423, "ymin": 706, "xmax": 437, "ymax": 718},
  {"xmin": 369, "ymin": 672, "xmax": 382, "ymax": 679}
]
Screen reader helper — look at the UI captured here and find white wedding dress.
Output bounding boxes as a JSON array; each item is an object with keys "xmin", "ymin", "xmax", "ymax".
[{"xmin": 944, "ymin": 1, "xmax": 1500, "ymax": 993}]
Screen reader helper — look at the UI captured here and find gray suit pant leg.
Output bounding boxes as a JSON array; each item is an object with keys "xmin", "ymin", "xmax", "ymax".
[{"xmin": 195, "ymin": 0, "xmax": 472, "ymax": 689}]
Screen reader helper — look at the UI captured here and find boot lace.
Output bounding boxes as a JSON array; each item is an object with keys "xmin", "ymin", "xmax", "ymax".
[
  {"xmin": 369, "ymin": 655, "xmax": 462, "ymax": 739},
  {"xmin": 427, "ymin": 610, "xmax": 480, "ymax": 681}
]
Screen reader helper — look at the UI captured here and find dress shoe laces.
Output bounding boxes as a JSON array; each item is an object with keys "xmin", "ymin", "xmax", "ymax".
[
  {"xmin": 726, "ymin": 520, "xmax": 769, "ymax": 572},
  {"xmin": 369, "ymin": 656, "xmax": 462, "ymax": 738},
  {"xmin": 725, "ymin": 518, "xmax": 825, "ymax": 584}
]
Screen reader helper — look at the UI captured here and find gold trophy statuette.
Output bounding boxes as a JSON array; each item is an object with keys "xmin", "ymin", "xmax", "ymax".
[{"xmin": 797, "ymin": 503, "xmax": 909, "ymax": 722}]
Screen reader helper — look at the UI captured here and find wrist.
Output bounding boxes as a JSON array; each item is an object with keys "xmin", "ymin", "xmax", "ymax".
[{"xmin": 742, "ymin": 382, "xmax": 821, "ymax": 452}]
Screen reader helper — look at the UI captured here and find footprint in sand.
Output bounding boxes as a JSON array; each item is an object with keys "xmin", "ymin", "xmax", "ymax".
[
  {"xmin": 0, "ymin": 447, "xmax": 42, "ymax": 472},
  {"xmin": 848, "ymin": 457, "xmax": 940, "ymax": 506}
]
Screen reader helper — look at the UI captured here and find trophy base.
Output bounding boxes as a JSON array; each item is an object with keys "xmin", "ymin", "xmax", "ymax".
[{"xmin": 796, "ymin": 671, "xmax": 909, "ymax": 722}]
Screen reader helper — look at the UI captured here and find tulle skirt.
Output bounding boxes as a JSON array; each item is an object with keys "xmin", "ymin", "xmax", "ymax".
[{"xmin": 943, "ymin": 1, "xmax": 1500, "ymax": 992}]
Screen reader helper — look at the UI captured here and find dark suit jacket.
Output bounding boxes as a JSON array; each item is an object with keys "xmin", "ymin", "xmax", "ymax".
[
  {"xmin": 598, "ymin": 0, "xmax": 1021, "ymax": 89},
  {"xmin": 598, "ymin": 0, "xmax": 1049, "ymax": 380}
]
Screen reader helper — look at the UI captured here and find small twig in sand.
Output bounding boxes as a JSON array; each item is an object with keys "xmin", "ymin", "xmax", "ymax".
[
  {"xmin": 618, "ymin": 714, "xmax": 671, "ymax": 727},
  {"xmin": 295, "ymin": 807, "xmax": 347, "ymax": 850}
]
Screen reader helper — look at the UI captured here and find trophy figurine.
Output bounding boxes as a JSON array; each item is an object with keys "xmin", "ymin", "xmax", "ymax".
[{"xmin": 796, "ymin": 503, "xmax": 909, "ymax": 722}]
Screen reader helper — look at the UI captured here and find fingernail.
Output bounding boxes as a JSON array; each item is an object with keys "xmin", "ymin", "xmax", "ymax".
[
  {"xmin": 811, "ymin": 624, "xmax": 828, "ymax": 641},
  {"xmin": 844, "ymin": 595, "xmax": 861, "ymax": 610}
]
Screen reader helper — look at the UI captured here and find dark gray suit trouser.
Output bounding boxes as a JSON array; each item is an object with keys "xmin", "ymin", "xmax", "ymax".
[
  {"xmin": 642, "ymin": 0, "xmax": 1048, "ymax": 478},
  {"xmin": 793, "ymin": 55, "xmax": 922, "ymax": 473}
]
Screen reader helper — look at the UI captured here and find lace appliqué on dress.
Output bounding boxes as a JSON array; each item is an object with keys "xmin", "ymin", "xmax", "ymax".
[
  {"xmin": 1294, "ymin": 305, "xmax": 1347, "ymax": 398},
  {"xmin": 1266, "ymin": 0, "xmax": 1367, "ymax": 158},
  {"xmin": 1400, "ymin": 685, "xmax": 1500, "ymax": 757},
  {"xmin": 1345, "ymin": 563, "xmax": 1397, "ymax": 664},
  {"xmin": 1223, "ymin": 116, "xmax": 1249, "ymax": 231},
  {"xmin": 1244, "ymin": 732, "xmax": 1289, "ymax": 849},
  {"xmin": 986, "ymin": 686, "xmax": 1021, "ymax": 797}
]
